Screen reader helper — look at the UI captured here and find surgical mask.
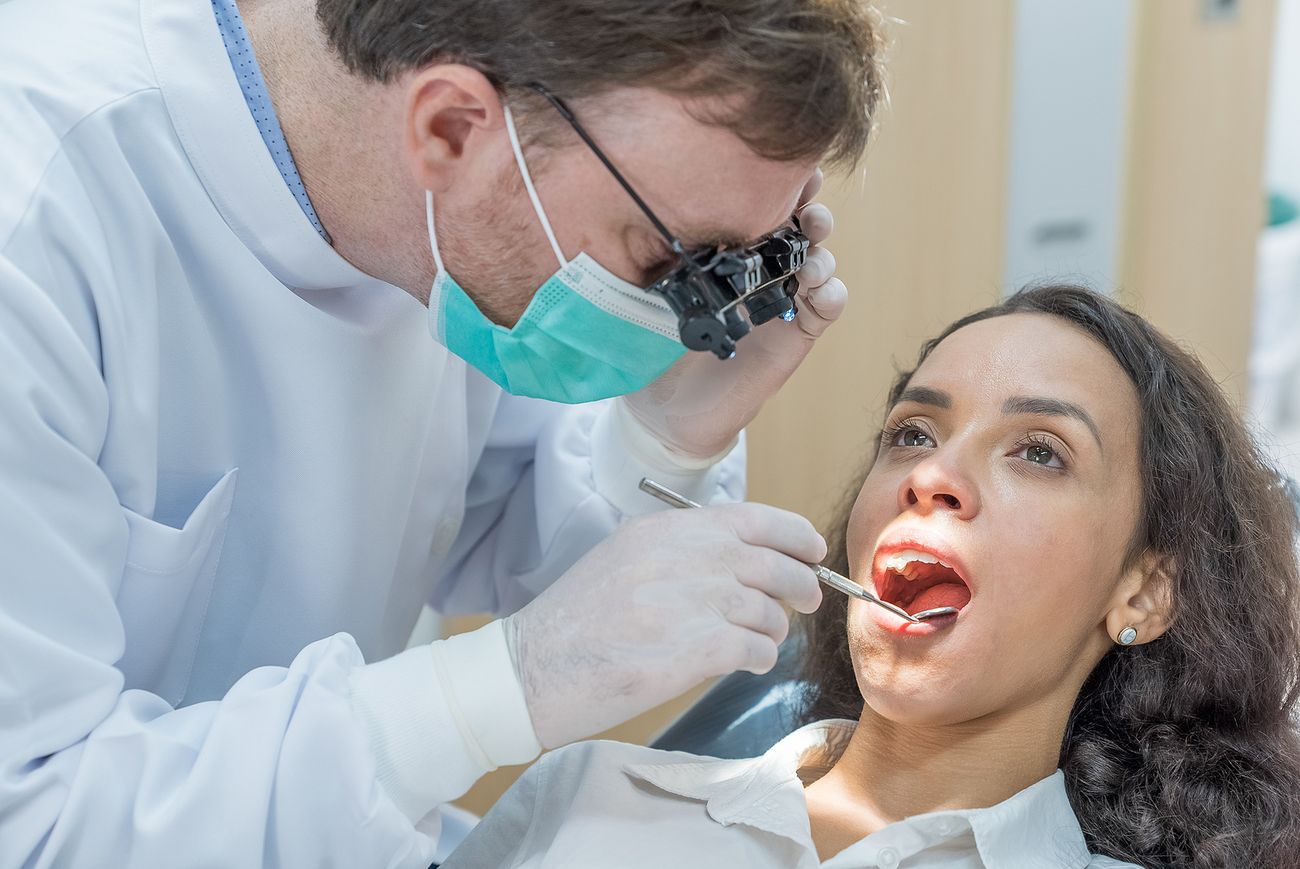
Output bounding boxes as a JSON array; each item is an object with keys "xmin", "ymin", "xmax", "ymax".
[{"xmin": 425, "ymin": 106, "xmax": 686, "ymax": 404}]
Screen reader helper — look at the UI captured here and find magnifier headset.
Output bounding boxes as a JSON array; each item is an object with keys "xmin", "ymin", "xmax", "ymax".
[{"xmin": 530, "ymin": 84, "xmax": 812, "ymax": 360}]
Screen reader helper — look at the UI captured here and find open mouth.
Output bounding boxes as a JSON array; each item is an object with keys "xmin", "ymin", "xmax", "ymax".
[{"xmin": 875, "ymin": 549, "xmax": 973, "ymax": 617}]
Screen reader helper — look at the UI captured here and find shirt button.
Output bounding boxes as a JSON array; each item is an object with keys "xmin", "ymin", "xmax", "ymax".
[{"xmin": 877, "ymin": 847, "xmax": 900, "ymax": 869}]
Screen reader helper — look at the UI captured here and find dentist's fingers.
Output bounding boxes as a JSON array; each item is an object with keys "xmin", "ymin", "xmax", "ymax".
[
  {"xmin": 721, "ymin": 543, "xmax": 824, "ymax": 615},
  {"xmin": 712, "ymin": 502, "xmax": 827, "ymax": 565},
  {"xmin": 796, "ymin": 246, "xmax": 836, "ymax": 290},
  {"xmin": 711, "ymin": 586, "xmax": 792, "ymax": 645},
  {"xmin": 797, "ymin": 201, "xmax": 834, "ymax": 245},
  {"xmin": 718, "ymin": 626, "xmax": 781, "ymax": 676},
  {"xmin": 798, "ymin": 277, "xmax": 848, "ymax": 335}
]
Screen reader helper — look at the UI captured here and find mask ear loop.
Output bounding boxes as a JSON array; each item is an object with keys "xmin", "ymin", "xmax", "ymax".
[
  {"xmin": 503, "ymin": 104, "xmax": 567, "ymax": 269},
  {"xmin": 425, "ymin": 190, "xmax": 446, "ymax": 276}
]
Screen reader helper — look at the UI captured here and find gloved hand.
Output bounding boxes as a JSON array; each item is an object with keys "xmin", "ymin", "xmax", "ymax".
[
  {"xmin": 502, "ymin": 501, "xmax": 825, "ymax": 749},
  {"xmin": 622, "ymin": 169, "xmax": 846, "ymax": 459}
]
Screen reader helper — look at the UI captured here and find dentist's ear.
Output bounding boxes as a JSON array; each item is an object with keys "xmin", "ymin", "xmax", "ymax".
[
  {"xmin": 1104, "ymin": 551, "xmax": 1174, "ymax": 646},
  {"xmin": 404, "ymin": 64, "xmax": 504, "ymax": 193}
]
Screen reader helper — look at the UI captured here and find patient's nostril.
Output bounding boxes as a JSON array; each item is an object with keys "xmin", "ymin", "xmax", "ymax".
[{"xmin": 937, "ymin": 493, "xmax": 960, "ymax": 509}]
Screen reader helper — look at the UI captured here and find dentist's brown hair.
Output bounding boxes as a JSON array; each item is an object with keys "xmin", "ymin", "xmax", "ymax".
[
  {"xmin": 316, "ymin": 0, "xmax": 886, "ymax": 171},
  {"xmin": 801, "ymin": 285, "xmax": 1300, "ymax": 868}
]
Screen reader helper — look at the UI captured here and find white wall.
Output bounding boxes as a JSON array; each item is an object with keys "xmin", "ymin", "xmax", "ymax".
[
  {"xmin": 1266, "ymin": 0, "xmax": 1300, "ymax": 198},
  {"xmin": 1254, "ymin": 0, "xmax": 1300, "ymax": 479},
  {"xmin": 1003, "ymin": 0, "xmax": 1135, "ymax": 293}
]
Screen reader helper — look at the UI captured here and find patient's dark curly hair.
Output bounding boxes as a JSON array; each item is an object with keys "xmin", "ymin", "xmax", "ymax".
[{"xmin": 800, "ymin": 285, "xmax": 1300, "ymax": 867}]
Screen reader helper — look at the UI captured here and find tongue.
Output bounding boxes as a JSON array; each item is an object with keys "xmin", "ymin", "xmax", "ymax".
[{"xmin": 909, "ymin": 582, "xmax": 971, "ymax": 615}]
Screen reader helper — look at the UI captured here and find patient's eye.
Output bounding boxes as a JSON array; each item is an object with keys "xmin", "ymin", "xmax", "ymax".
[
  {"xmin": 1026, "ymin": 445, "xmax": 1053, "ymax": 464},
  {"xmin": 901, "ymin": 429, "xmax": 931, "ymax": 448},
  {"xmin": 1015, "ymin": 436, "xmax": 1066, "ymax": 470},
  {"xmin": 883, "ymin": 419, "xmax": 935, "ymax": 449}
]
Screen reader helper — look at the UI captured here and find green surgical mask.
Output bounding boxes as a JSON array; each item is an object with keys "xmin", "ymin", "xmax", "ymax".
[{"xmin": 425, "ymin": 106, "xmax": 685, "ymax": 404}]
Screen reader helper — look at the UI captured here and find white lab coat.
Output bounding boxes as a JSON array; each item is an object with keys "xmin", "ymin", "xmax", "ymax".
[{"xmin": 0, "ymin": 0, "xmax": 743, "ymax": 865}]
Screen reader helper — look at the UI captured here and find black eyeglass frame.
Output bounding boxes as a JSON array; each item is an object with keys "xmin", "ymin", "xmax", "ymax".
[{"xmin": 527, "ymin": 83, "xmax": 811, "ymax": 359}]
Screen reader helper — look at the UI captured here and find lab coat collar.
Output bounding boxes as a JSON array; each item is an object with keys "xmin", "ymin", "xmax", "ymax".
[
  {"xmin": 624, "ymin": 720, "xmax": 1095, "ymax": 868},
  {"xmin": 140, "ymin": 0, "xmax": 380, "ymax": 293}
]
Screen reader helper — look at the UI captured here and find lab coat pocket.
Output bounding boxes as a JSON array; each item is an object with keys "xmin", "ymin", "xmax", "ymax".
[{"xmin": 116, "ymin": 468, "xmax": 238, "ymax": 705}]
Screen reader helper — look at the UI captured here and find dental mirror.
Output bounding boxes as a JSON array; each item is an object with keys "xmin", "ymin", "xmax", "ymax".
[{"xmin": 911, "ymin": 606, "xmax": 960, "ymax": 621}]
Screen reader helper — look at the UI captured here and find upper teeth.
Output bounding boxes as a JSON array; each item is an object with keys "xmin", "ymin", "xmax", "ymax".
[{"xmin": 883, "ymin": 549, "xmax": 954, "ymax": 580}]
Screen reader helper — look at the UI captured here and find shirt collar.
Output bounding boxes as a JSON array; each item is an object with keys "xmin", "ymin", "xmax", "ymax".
[
  {"xmin": 623, "ymin": 720, "xmax": 1094, "ymax": 868},
  {"xmin": 965, "ymin": 770, "xmax": 1092, "ymax": 868},
  {"xmin": 140, "ymin": 0, "xmax": 380, "ymax": 293},
  {"xmin": 209, "ymin": 0, "xmax": 330, "ymax": 242},
  {"xmin": 624, "ymin": 720, "xmax": 852, "ymax": 849}
]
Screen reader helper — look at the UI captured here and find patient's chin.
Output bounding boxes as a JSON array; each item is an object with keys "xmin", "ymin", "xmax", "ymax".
[
  {"xmin": 858, "ymin": 682, "xmax": 970, "ymax": 728},
  {"xmin": 850, "ymin": 651, "xmax": 985, "ymax": 727}
]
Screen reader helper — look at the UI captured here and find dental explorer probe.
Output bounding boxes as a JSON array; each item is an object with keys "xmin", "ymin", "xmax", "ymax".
[{"xmin": 637, "ymin": 478, "xmax": 958, "ymax": 624}]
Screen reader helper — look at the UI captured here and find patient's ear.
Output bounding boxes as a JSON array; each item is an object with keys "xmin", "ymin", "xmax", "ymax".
[{"xmin": 1103, "ymin": 550, "xmax": 1174, "ymax": 646}]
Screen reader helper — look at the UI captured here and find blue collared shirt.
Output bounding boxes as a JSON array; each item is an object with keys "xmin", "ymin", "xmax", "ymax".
[{"xmin": 211, "ymin": 0, "xmax": 329, "ymax": 241}]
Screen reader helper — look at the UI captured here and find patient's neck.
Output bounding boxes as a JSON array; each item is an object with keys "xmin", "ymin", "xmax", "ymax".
[{"xmin": 802, "ymin": 699, "xmax": 1070, "ymax": 860}]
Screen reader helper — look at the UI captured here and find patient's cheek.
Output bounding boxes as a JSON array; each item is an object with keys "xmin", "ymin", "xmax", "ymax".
[{"xmin": 843, "ymin": 602, "xmax": 878, "ymax": 667}]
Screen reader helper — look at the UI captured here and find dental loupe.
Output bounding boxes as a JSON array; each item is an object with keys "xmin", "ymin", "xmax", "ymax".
[{"xmin": 647, "ymin": 222, "xmax": 811, "ymax": 360}]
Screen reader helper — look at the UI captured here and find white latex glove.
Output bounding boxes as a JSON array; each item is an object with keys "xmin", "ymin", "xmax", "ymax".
[
  {"xmin": 502, "ymin": 501, "xmax": 825, "ymax": 749},
  {"xmin": 622, "ymin": 169, "xmax": 847, "ymax": 459}
]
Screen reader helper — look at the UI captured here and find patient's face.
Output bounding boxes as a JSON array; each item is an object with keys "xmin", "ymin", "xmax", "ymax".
[{"xmin": 844, "ymin": 313, "xmax": 1143, "ymax": 727}]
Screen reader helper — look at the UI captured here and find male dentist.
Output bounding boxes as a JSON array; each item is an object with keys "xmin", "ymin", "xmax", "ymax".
[{"xmin": 0, "ymin": 0, "xmax": 883, "ymax": 864}]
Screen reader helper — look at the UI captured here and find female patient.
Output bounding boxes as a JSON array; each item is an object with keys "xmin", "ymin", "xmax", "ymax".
[{"xmin": 444, "ymin": 286, "xmax": 1300, "ymax": 868}]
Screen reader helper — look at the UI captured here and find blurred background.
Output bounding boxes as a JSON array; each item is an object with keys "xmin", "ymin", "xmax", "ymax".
[{"xmin": 444, "ymin": 0, "xmax": 1300, "ymax": 815}]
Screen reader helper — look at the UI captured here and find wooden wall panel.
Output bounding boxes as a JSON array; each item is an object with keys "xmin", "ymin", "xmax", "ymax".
[
  {"xmin": 1119, "ymin": 0, "xmax": 1277, "ymax": 404},
  {"xmin": 747, "ymin": 0, "xmax": 1017, "ymax": 525}
]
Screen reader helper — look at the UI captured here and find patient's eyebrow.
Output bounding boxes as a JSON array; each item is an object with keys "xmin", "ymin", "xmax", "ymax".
[
  {"xmin": 1002, "ymin": 396, "xmax": 1102, "ymax": 449},
  {"xmin": 896, "ymin": 386, "xmax": 952, "ymax": 409}
]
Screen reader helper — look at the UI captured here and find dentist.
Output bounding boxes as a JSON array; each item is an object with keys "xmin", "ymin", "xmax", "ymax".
[{"xmin": 0, "ymin": 0, "xmax": 884, "ymax": 864}]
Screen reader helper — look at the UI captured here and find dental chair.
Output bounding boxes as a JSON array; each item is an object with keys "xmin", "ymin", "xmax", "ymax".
[{"xmin": 651, "ymin": 632, "xmax": 808, "ymax": 759}]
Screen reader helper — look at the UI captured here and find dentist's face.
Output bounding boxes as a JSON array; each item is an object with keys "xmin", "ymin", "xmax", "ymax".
[
  {"xmin": 436, "ymin": 87, "xmax": 819, "ymax": 325},
  {"xmin": 843, "ymin": 313, "xmax": 1145, "ymax": 727}
]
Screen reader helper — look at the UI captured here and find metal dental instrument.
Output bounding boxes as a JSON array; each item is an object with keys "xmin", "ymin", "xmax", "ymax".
[{"xmin": 638, "ymin": 479, "xmax": 958, "ymax": 624}]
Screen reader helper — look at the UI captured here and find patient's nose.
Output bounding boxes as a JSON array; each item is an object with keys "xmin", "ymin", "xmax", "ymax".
[{"xmin": 900, "ymin": 457, "xmax": 979, "ymax": 519}]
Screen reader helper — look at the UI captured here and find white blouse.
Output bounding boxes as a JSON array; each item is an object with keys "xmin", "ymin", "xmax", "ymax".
[{"xmin": 442, "ymin": 720, "xmax": 1141, "ymax": 868}]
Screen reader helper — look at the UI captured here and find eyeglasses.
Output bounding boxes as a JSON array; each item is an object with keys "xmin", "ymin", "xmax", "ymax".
[{"xmin": 528, "ymin": 83, "xmax": 811, "ymax": 360}]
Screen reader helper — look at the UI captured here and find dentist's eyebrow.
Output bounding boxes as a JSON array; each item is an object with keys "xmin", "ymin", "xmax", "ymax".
[
  {"xmin": 1002, "ymin": 396, "xmax": 1103, "ymax": 449},
  {"xmin": 895, "ymin": 386, "xmax": 951, "ymax": 409},
  {"xmin": 677, "ymin": 227, "xmax": 769, "ymax": 251}
]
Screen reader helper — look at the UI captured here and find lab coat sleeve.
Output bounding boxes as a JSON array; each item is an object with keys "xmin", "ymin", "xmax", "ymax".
[
  {"xmin": 430, "ymin": 392, "xmax": 747, "ymax": 617},
  {"xmin": 0, "ymin": 256, "xmax": 478, "ymax": 868}
]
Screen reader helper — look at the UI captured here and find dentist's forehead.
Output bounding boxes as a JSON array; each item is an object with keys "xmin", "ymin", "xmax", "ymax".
[
  {"xmin": 584, "ymin": 89, "xmax": 817, "ymax": 246},
  {"xmin": 659, "ymin": 163, "xmax": 811, "ymax": 248}
]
